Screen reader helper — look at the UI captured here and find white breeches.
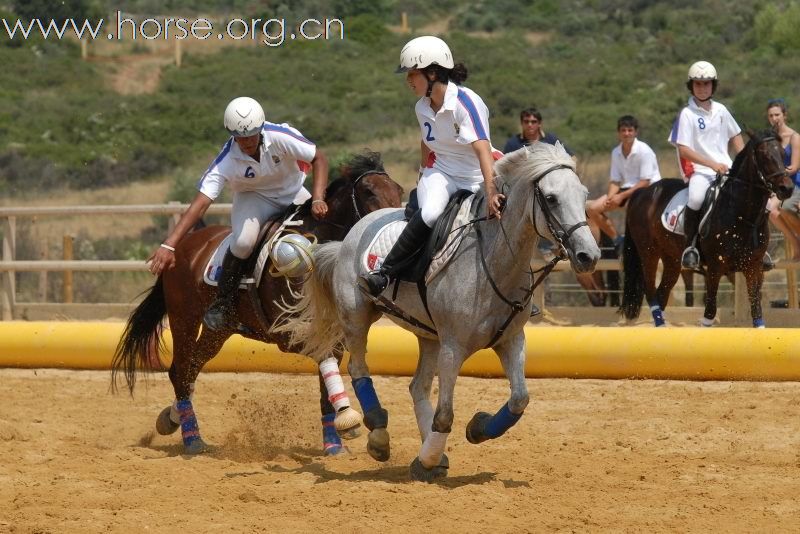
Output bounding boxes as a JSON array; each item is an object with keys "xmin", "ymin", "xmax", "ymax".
[
  {"xmin": 417, "ymin": 170, "xmax": 482, "ymax": 228},
  {"xmin": 687, "ymin": 173, "xmax": 715, "ymax": 211},
  {"xmin": 229, "ymin": 190, "xmax": 297, "ymax": 259}
]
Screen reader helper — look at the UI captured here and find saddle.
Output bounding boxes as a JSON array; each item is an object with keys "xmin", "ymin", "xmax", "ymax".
[
  {"xmin": 203, "ymin": 204, "xmax": 304, "ymax": 288},
  {"xmin": 660, "ymin": 177, "xmax": 723, "ymax": 237},
  {"xmin": 365, "ymin": 187, "xmax": 484, "ymax": 285}
]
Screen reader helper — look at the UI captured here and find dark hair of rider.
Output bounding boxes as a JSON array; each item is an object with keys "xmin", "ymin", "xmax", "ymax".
[
  {"xmin": 617, "ymin": 115, "xmax": 639, "ymax": 131},
  {"xmin": 422, "ymin": 63, "xmax": 469, "ymax": 85},
  {"xmin": 520, "ymin": 107, "xmax": 543, "ymax": 122}
]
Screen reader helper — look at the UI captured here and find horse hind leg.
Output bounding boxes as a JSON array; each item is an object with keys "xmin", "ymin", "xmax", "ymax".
[
  {"xmin": 642, "ymin": 253, "xmax": 667, "ymax": 326},
  {"xmin": 343, "ymin": 319, "xmax": 390, "ymax": 463},
  {"xmin": 163, "ymin": 325, "xmax": 228, "ymax": 454}
]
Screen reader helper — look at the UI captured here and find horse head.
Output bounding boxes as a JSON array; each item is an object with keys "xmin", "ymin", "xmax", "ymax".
[
  {"xmin": 743, "ymin": 128, "xmax": 794, "ymax": 200},
  {"xmin": 319, "ymin": 152, "xmax": 404, "ymax": 235},
  {"xmin": 496, "ymin": 142, "xmax": 600, "ymax": 274}
]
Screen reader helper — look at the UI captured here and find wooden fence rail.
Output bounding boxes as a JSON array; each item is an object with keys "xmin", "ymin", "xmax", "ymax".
[{"xmin": 1, "ymin": 204, "xmax": 798, "ymax": 325}]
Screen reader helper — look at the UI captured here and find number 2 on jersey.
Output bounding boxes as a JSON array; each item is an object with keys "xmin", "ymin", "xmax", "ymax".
[{"xmin": 423, "ymin": 122, "xmax": 435, "ymax": 142}]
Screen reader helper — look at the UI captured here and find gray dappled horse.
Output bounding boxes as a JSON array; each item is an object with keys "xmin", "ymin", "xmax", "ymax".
[{"xmin": 276, "ymin": 142, "xmax": 600, "ymax": 481}]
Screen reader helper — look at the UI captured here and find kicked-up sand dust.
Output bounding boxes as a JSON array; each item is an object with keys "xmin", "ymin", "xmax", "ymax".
[{"xmin": 1, "ymin": 368, "xmax": 799, "ymax": 532}]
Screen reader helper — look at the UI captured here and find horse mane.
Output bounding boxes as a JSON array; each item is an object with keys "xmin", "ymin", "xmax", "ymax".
[
  {"xmin": 494, "ymin": 141, "xmax": 576, "ymax": 185},
  {"xmin": 296, "ymin": 150, "xmax": 386, "ymax": 215},
  {"xmin": 729, "ymin": 128, "xmax": 776, "ymax": 178}
]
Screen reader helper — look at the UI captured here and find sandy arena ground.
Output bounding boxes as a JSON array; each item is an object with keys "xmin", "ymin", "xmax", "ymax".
[{"xmin": 1, "ymin": 368, "xmax": 799, "ymax": 533}]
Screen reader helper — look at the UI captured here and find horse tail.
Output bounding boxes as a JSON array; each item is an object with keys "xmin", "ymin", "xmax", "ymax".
[
  {"xmin": 111, "ymin": 276, "xmax": 167, "ymax": 395},
  {"xmin": 272, "ymin": 241, "xmax": 344, "ymax": 362},
  {"xmin": 618, "ymin": 224, "xmax": 644, "ymax": 320}
]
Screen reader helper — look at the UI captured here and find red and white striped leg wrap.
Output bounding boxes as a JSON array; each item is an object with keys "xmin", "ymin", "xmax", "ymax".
[{"xmin": 319, "ymin": 357, "xmax": 350, "ymax": 412}]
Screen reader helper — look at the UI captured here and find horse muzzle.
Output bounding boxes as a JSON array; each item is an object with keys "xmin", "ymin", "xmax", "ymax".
[
  {"xmin": 776, "ymin": 180, "xmax": 795, "ymax": 201},
  {"xmin": 568, "ymin": 240, "xmax": 601, "ymax": 274}
]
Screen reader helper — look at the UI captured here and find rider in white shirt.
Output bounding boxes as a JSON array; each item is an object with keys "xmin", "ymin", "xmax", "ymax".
[
  {"xmin": 148, "ymin": 97, "xmax": 330, "ymax": 330},
  {"xmin": 360, "ymin": 36, "xmax": 503, "ymax": 296},
  {"xmin": 668, "ymin": 61, "xmax": 745, "ymax": 270}
]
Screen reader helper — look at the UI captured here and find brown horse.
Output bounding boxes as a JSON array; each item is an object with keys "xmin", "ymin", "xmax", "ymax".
[
  {"xmin": 111, "ymin": 152, "xmax": 403, "ymax": 455},
  {"xmin": 620, "ymin": 129, "xmax": 793, "ymax": 327}
]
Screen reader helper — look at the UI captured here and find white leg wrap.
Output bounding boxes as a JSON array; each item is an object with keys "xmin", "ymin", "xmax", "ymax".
[
  {"xmin": 701, "ymin": 317, "xmax": 714, "ymax": 327},
  {"xmin": 170, "ymin": 382, "xmax": 195, "ymax": 424},
  {"xmin": 319, "ymin": 357, "xmax": 350, "ymax": 411},
  {"xmin": 414, "ymin": 401, "xmax": 434, "ymax": 442},
  {"xmin": 419, "ymin": 431, "xmax": 449, "ymax": 469}
]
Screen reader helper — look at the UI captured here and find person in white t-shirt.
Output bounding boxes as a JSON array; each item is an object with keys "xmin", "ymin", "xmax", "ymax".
[
  {"xmin": 148, "ymin": 96, "xmax": 330, "ymax": 330},
  {"xmin": 668, "ymin": 61, "xmax": 744, "ymax": 270},
  {"xmin": 360, "ymin": 35, "xmax": 503, "ymax": 296},
  {"xmin": 586, "ymin": 115, "xmax": 661, "ymax": 246}
]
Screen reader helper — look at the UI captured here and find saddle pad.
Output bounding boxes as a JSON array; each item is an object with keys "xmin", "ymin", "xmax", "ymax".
[
  {"xmin": 362, "ymin": 195, "xmax": 475, "ymax": 283},
  {"xmin": 202, "ymin": 234, "xmax": 256, "ymax": 288},
  {"xmin": 661, "ymin": 189, "xmax": 688, "ymax": 235},
  {"xmin": 203, "ymin": 210, "xmax": 306, "ymax": 288}
]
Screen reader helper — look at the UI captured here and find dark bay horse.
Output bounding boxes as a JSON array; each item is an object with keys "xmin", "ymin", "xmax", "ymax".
[
  {"xmin": 620, "ymin": 129, "xmax": 793, "ymax": 327},
  {"xmin": 111, "ymin": 152, "xmax": 403, "ymax": 455}
]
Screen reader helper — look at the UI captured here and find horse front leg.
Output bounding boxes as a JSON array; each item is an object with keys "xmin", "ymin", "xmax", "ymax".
[
  {"xmin": 702, "ymin": 270, "xmax": 723, "ymax": 327},
  {"xmin": 316, "ymin": 348, "xmax": 359, "ymax": 457},
  {"xmin": 408, "ymin": 336, "xmax": 449, "ymax": 479},
  {"xmin": 744, "ymin": 266, "xmax": 766, "ymax": 328},
  {"xmin": 466, "ymin": 331, "xmax": 529, "ymax": 444},
  {"xmin": 410, "ymin": 341, "xmax": 464, "ymax": 482}
]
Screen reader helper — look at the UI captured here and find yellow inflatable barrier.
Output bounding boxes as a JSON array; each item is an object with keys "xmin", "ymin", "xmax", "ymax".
[{"xmin": 0, "ymin": 322, "xmax": 799, "ymax": 381}]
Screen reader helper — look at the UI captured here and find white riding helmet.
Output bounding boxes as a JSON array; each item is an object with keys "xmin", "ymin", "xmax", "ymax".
[
  {"xmin": 268, "ymin": 232, "xmax": 316, "ymax": 278},
  {"xmin": 396, "ymin": 35, "xmax": 454, "ymax": 73},
  {"xmin": 687, "ymin": 61, "xmax": 717, "ymax": 81},
  {"xmin": 223, "ymin": 97, "xmax": 265, "ymax": 137}
]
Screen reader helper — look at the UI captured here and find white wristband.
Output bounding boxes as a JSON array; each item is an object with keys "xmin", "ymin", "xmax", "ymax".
[
  {"xmin": 311, "ymin": 199, "xmax": 325, "ymax": 205},
  {"xmin": 160, "ymin": 243, "xmax": 176, "ymax": 252}
]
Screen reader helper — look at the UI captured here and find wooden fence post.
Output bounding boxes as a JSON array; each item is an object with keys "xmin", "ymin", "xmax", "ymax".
[
  {"xmin": 63, "ymin": 235, "xmax": 74, "ymax": 304},
  {"xmin": 1, "ymin": 216, "xmax": 16, "ymax": 320}
]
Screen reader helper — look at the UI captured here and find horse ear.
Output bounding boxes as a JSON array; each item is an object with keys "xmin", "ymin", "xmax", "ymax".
[{"xmin": 743, "ymin": 125, "xmax": 755, "ymax": 140}]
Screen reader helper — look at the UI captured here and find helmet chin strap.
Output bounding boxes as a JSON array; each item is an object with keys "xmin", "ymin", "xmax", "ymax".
[{"xmin": 425, "ymin": 78, "xmax": 436, "ymax": 98}]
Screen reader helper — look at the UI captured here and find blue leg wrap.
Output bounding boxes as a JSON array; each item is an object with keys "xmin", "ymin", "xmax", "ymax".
[
  {"xmin": 483, "ymin": 403, "xmax": 523, "ymax": 439},
  {"xmin": 352, "ymin": 377, "xmax": 381, "ymax": 413},
  {"xmin": 321, "ymin": 413, "xmax": 343, "ymax": 454},
  {"xmin": 175, "ymin": 399, "xmax": 201, "ymax": 447},
  {"xmin": 753, "ymin": 317, "xmax": 765, "ymax": 328},
  {"xmin": 649, "ymin": 302, "xmax": 665, "ymax": 327}
]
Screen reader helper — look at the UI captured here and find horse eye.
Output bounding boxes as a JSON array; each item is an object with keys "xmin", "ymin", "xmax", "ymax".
[{"xmin": 545, "ymin": 194, "xmax": 557, "ymax": 204}]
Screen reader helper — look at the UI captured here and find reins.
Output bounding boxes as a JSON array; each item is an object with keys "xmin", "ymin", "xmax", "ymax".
[{"xmin": 474, "ymin": 163, "xmax": 586, "ymax": 348}]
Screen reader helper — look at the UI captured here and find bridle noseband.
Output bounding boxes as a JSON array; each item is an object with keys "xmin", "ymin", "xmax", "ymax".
[
  {"xmin": 350, "ymin": 170, "xmax": 390, "ymax": 221},
  {"xmin": 531, "ymin": 164, "xmax": 589, "ymax": 258}
]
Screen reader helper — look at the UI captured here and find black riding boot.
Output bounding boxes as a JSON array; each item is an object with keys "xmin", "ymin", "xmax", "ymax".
[
  {"xmin": 681, "ymin": 207, "xmax": 701, "ymax": 270},
  {"xmin": 203, "ymin": 249, "xmax": 246, "ymax": 331},
  {"xmin": 359, "ymin": 212, "xmax": 432, "ymax": 296}
]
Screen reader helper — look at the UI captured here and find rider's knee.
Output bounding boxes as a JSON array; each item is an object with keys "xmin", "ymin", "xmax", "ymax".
[{"xmin": 230, "ymin": 233, "xmax": 257, "ymax": 259}]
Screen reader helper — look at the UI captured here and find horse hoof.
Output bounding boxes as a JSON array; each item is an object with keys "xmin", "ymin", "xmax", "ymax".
[
  {"xmin": 323, "ymin": 444, "xmax": 350, "ymax": 456},
  {"xmin": 410, "ymin": 456, "xmax": 448, "ymax": 483},
  {"xmin": 155, "ymin": 406, "xmax": 179, "ymax": 435},
  {"xmin": 367, "ymin": 427, "xmax": 390, "ymax": 462},
  {"xmin": 334, "ymin": 407, "xmax": 363, "ymax": 434},
  {"xmin": 339, "ymin": 426, "xmax": 361, "ymax": 440},
  {"xmin": 183, "ymin": 437, "xmax": 210, "ymax": 455},
  {"xmin": 465, "ymin": 412, "xmax": 492, "ymax": 444}
]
